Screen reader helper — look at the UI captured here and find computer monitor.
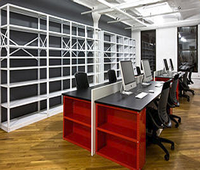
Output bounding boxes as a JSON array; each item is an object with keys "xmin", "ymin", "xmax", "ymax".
[
  {"xmin": 119, "ymin": 60, "xmax": 136, "ymax": 92},
  {"xmin": 163, "ymin": 59, "xmax": 169, "ymax": 71},
  {"xmin": 136, "ymin": 66, "xmax": 142, "ymax": 76},
  {"xmin": 169, "ymin": 58, "xmax": 174, "ymax": 71},
  {"xmin": 141, "ymin": 60, "xmax": 153, "ymax": 82}
]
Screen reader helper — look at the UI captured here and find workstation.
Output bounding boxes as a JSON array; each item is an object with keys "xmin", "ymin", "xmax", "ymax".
[{"xmin": 0, "ymin": 0, "xmax": 200, "ymax": 170}]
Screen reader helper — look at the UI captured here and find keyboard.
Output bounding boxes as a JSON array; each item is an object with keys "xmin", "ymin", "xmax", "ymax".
[
  {"xmin": 142, "ymin": 82, "xmax": 151, "ymax": 86},
  {"xmin": 135, "ymin": 92, "xmax": 148, "ymax": 99}
]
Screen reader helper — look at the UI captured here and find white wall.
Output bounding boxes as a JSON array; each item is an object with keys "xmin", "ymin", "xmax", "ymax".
[
  {"xmin": 156, "ymin": 27, "xmax": 178, "ymax": 71},
  {"xmin": 132, "ymin": 30, "xmax": 141, "ymax": 67}
]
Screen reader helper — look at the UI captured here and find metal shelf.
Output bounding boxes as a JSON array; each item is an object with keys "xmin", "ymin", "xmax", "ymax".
[
  {"xmin": 1, "ymin": 94, "xmax": 47, "ymax": 109},
  {"xmin": 101, "ymin": 31, "xmax": 136, "ymax": 82},
  {"xmin": 0, "ymin": 3, "xmax": 101, "ymax": 132}
]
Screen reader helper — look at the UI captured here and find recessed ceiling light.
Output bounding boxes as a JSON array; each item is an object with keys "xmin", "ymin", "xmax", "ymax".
[
  {"xmin": 123, "ymin": 0, "xmax": 160, "ymax": 6},
  {"xmin": 135, "ymin": 2, "xmax": 172, "ymax": 17}
]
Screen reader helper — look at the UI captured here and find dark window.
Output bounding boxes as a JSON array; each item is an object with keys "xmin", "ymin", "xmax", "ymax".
[
  {"xmin": 141, "ymin": 30, "xmax": 156, "ymax": 72},
  {"xmin": 178, "ymin": 26, "xmax": 198, "ymax": 72}
]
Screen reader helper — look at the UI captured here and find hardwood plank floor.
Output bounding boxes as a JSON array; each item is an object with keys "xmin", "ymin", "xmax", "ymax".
[{"xmin": 0, "ymin": 90, "xmax": 200, "ymax": 170}]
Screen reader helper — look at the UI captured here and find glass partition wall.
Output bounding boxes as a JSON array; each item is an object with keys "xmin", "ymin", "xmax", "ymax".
[{"xmin": 178, "ymin": 26, "xmax": 198, "ymax": 72}]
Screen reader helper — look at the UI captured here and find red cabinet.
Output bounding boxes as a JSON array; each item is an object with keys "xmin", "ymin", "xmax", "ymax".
[
  {"xmin": 63, "ymin": 96, "xmax": 91, "ymax": 151},
  {"xmin": 96, "ymin": 103, "xmax": 146, "ymax": 170}
]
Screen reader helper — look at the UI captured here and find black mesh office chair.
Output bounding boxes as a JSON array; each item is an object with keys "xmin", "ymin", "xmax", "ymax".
[
  {"xmin": 179, "ymin": 71, "xmax": 194, "ymax": 102},
  {"xmin": 168, "ymin": 74, "xmax": 181, "ymax": 128},
  {"xmin": 147, "ymin": 80, "xmax": 174, "ymax": 161},
  {"xmin": 74, "ymin": 72, "xmax": 89, "ymax": 90},
  {"xmin": 108, "ymin": 70, "xmax": 117, "ymax": 83},
  {"xmin": 187, "ymin": 67, "xmax": 194, "ymax": 84}
]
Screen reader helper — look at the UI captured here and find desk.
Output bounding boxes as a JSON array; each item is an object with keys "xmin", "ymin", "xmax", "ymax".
[
  {"xmin": 62, "ymin": 81, "xmax": 122, "ymax": 155},
  {"xmin": 95, "ymin": 81, "xmax": 163, "ymax": 170}
]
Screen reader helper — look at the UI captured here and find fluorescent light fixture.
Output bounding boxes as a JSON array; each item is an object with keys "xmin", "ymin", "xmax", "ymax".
[
  {"xmin": 136, "ymin": 2, "xmax": 172, "ymax": 17},
  {"xmin": 123, "ymin": 0, "xmax": 160, "ymax": 7},
  {"xmin": 180, "ymin": 37, "xmax": 187, "ymax": 42},
  {"xmin": 124, "ymin": 0, "xmax": 159, "ymax": 4}
]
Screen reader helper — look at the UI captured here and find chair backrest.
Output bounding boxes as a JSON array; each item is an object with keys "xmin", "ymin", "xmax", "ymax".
[
  {"xmin": 183, "ymin": 71, "xmax": 189, "ymax": 87},
  {"xmin": 108, "ymin": 70, "xmax": 117, "ymax": 83},
  {"xmin": 158, "ymin": 80, "xmax": 171, "ymax": 127},
  {"xmin": 169, "ymin": 74, "xmax": 179, "ymax": 104},
  {"xmin": 136, "ymin": 66, "xmax": 141, "ymax": 76},
  {"xmin": 74, "ymin": 72, "xmax": 89, "ymax": 90},
  {"xmin": 188, "ymin": 67, "xmax": 193, "ymax": 81}
]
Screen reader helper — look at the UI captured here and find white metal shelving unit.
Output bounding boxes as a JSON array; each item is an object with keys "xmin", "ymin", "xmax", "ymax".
[
  {"xmin": 0, "ymin": 4, "xmax": 101, "ymax": 132},
  {"xmin": 100, "ymin": 31, "xmax": 136, "ymax": 81}
]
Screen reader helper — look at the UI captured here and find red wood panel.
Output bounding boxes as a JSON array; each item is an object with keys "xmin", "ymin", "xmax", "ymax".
[
  {"xmin": 154, "ymin": 77, "xmax": 169, "ymax": 82},
  {"xmin": 64, "ymin": 113, "xmax": 91, "ymax": 127},
  {"xmin": 64, "ymin": 96, "xmax": 91, "ymax": 118},
  {"xmin": 73, "ymin": 101, "xmax": 91, "ymax": 117},
  {"xmin": 96, "ymin": 104, "xmax": 138, "ymax": 141},
  {"xmin": 63, "ymin": 119, "xmax": 91, "ymax": 151},
  {"xmin": 96, "ymin": 103, "xmax": 146, "ymax": 170},
  {"xmin": 63, "ymin": 96, "xmax": 91, "ymax": 152},
  {"xmin": 97, "ymin": 123, "xmax": 137, "ymax": 142},
  {"xmin": 138, "ymin": 109, "xmax": 146, "ymax": 169},
  {"xmin": 96, "ymin": 131, "xmax": 137, "ymax": 170}
]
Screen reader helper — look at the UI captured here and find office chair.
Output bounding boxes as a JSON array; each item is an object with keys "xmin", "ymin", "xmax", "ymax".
[
  {"xmin": 146, "ymin": 80, "xmax": 174, "ymax": 161},
  {"xmin": 187, "ymin": 67, "xmax": 194, "ymax": 84},
  {"xmin": 108, "ymin": 70, "xmax": 117, "ymax": 83},
  {"xmin": 179, "ymin": 71, "xmax": 194, "ymax": 102},
  {"xmin": 168, "ymin": 74, "xmax": 181, "ymax": 128},
  {"xmin": 74, "ymin": 72, "xmax": 89, "ymax": 90}
]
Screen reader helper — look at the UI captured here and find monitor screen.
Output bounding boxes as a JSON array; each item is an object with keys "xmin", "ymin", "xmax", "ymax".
[
  {"xmin": 120, "ymin": 61, "xmax": 135, "ymax": 85},
  {"xmin": 119, "ymin": 60, "xmax": 136, "ymax": 91},
  {"xmin": 141, "ymin": 60, "xmax": 152, "ymax": 82},
  {"xmin": 163, "ymin": 59, "xmax": 169, "ymax": 71},
  {"xmin": 169, "ymin": 58, "xmax": 174, "ymax": 71}
]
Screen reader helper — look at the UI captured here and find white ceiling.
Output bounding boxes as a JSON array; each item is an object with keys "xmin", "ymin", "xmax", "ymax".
[{"xmin": 72, "ymin": 0, "xmax": 200, "ymax": 30}]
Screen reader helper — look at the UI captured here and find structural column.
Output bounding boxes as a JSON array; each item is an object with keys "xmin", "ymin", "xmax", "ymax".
[
  {"xmin": 92, "ymin": 12, "xmax": 101, "ymax": 84},
  {"xmin": 91, "ymin": 11, "xmax": 101, "ymax": 157}
]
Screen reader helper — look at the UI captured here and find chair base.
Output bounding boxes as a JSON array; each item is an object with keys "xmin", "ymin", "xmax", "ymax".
[
  {"xmin": 186, "ymin": 89, "xmax": 195, "ymax": 95},
  {"xmin": 179, "ymin": 93, "xmax": 190, "ymax": 102},
  {"xmin": 147, "ymin": 133, "xmax": 174, "ymax": 161},
  {"xmin": 170, "ymin": 115, "xmax": 181, "ymax": 128}
]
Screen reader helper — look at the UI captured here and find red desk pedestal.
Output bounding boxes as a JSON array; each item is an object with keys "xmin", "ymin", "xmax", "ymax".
[
  {"xmin": 63, "ymin": 96, "xmax": 91, "ymax": 152},
  {"xmin": 96, "ymin": 103, "xmax": 146, "ymax": 170}
]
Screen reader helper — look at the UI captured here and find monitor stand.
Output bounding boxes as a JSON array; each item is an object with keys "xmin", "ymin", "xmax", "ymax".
[{"xmin": 120, "ymin": 85, "xmax": 133, "ymax": 95}]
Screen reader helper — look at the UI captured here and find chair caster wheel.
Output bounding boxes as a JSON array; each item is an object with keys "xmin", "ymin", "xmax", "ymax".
[
  {"xmin": 164, "ymin": 154, "xmax": 169, "ymax": 161},
  {"xmin": 187, "ymin": 97, "xmax": 190, "ymax": 102},
  {"xmin": 178, "ymin": 118, "xmax": 181, "ymax": 123},
  {"xmin": 175, "ymin": 123, "xmax": 179, "ymax": 128},
  {"xmin": 171, "ymin": 144, "xmax": 175, "ymax": 150}
]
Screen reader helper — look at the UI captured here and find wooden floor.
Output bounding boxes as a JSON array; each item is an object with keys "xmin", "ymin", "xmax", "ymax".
[{"xmin": 1, "ymin": 90, "xmax": 200, "ymax": 170}]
